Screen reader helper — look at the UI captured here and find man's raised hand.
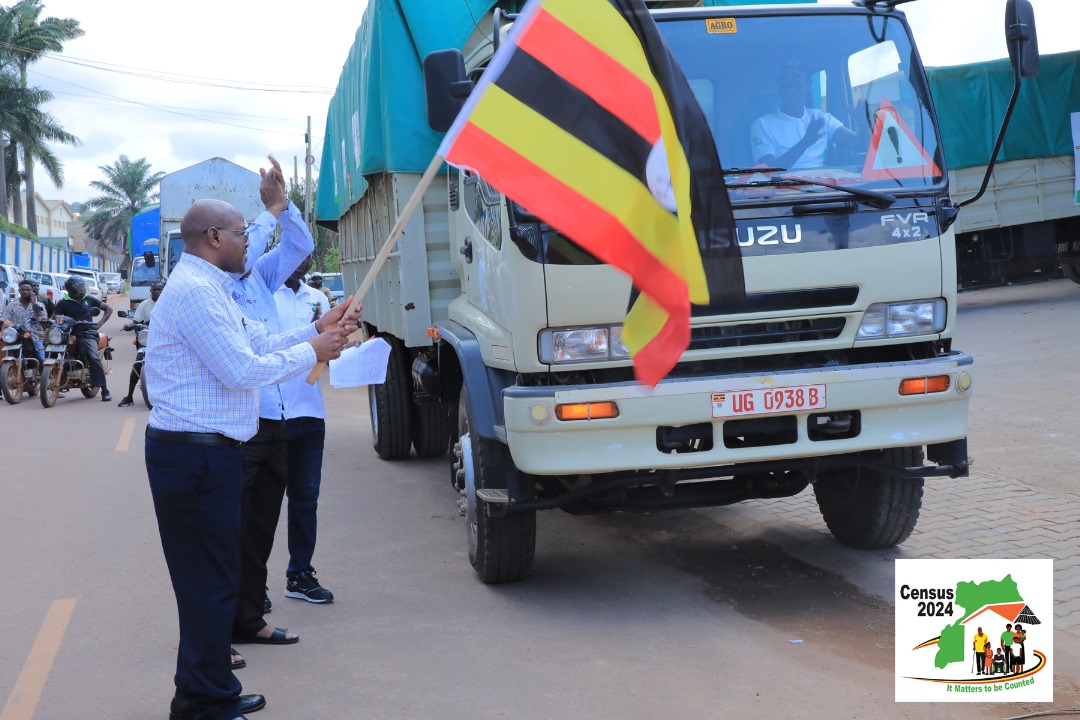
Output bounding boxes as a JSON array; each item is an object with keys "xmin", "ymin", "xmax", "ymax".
[{"xmin": 259, "ymin": 155, "xmax": 288, "ymax": 214}]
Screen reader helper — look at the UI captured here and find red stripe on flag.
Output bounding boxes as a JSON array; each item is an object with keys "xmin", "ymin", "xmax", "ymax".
[
  {"xmin": 517, "ymin": 9, "xmax": 661, "ymax": 144},
  {"xmin": 446, "ymin": 122, "xmax": 689, "ymax": 384},
  {"xmin": 632, "ymin": 309, "xmax": 690, "ymax": 388}
]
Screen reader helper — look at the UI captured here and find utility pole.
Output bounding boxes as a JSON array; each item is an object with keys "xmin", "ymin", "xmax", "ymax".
[
  {"xmin": 293, "ymin": 155, "xmax": 299, "ymax": 194},
  {"xmin": 305, "ymin": 116, "xmax": 314, "ymax": 228}
]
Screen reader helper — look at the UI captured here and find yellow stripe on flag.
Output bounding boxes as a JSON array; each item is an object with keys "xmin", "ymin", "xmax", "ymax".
[{"xmin": 622, "ymin": 293, "xmax": 670, "ymax": 356}]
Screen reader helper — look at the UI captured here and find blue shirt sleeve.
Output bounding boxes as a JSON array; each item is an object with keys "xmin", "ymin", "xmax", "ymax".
[{"xmin": 253, "ymin": 202, "xmax": 315, "ymax": 293}]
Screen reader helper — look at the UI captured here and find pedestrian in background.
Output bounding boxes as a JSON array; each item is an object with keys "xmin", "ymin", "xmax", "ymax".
[
  {"xmin": 274, "ymin": 254, "xmax": 335, "ymax": 604},
  {"xmin": 308, "ymin": 272, "xmax": 335, "ymax": 307},
  {"xmin": 143, "ymin": 193, "xmax": 354, "ymax": 720}
]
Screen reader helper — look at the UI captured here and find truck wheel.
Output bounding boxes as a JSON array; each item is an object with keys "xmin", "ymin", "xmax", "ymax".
[
  {"xmin": 40, "ymin": 365, "xmax": 60, "ymax": 408},
  {"xmin": 140, "ymin": 370, "xmax": 152, "ymax": 409},
  {"xmin": 458, "ymin": 387, "xmax": 535, "ymax": 583},
  {"xmin": 1061, "ymin": 262, "xmax": 1080, "ymax": 285},
  {"xmin": 368, "ymin": 338, "xmax": 412, "ymax": 460},
  {"xmin": 1, "ymin": 360, "xmax": 22, "ymax": 405},
  {"xmin": 813, "ymin": 446, "xmax": 924, "ymax": 549},
  {"xmin": 411, "ymin": 400, "xmax": 453, "ymax": 458}
]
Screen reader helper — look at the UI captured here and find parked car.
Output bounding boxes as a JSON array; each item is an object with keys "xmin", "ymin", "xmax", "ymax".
[
  {"xmin": 22, "ymin": 270, "xmax": 66, "ymax": 304},
  {"xmin": 0, "ymin": 264, "xmax": 25, "ymax": 309},
  {"xmin": 98, "ymin": 272, "xmax": 123, "ymax": 294},
  {"xmin": 320, "ymin": 272, "xmax": 345, "ymax": 305}
]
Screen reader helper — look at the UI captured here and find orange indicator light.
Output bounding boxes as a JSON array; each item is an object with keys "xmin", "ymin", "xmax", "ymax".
[
  {"xmin": 555, "ymin": 401, "xmax": 619, "ymax": 421},
  {"xmin": 899, "ymin": 375, "xmax": 950, "ymax": 396}
]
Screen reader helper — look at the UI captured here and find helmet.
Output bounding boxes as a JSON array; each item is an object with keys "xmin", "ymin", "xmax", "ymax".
[{"xmin": 64, "ymin": 276, "xmax": 86, "ymax": 296}]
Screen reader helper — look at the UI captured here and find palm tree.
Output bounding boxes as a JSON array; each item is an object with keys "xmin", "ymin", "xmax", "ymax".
[
  {"xmin": 83, "ymin": 156, "xmax": 164, "ymax": 254},
  {"xmin": 4, "ymin": 0, "xmax": 82, "ymax": 233},
  {"xmin": 0, "ymin": 73, "xmax": 63, "ymax": 228}
]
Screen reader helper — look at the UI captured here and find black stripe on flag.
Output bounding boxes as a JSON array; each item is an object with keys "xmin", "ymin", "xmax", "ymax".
[{"xmin": 494, "ymin": 48, "xmax": 654, "ymax": 186}]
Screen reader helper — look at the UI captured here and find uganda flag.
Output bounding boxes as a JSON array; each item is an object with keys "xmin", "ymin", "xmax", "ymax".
[{"xmin": 437, "ymin": 0, "xmax": 745, "ymax": 388}]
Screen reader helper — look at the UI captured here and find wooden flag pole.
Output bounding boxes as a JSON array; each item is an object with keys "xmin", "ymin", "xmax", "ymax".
[{"xmin": 306, "ymin": 152, "xmax": 445, "ymax": 384}]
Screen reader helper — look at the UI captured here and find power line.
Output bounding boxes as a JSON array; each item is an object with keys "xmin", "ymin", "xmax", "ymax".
[
  {"xmin": 29, "ymin": 68, "xmax": 307, "ymax": 137},
  {"xmin": 46, "ymin": 88, "xmax": 306, "ymax": 124},
  {"xmin": 0, "ymin": 39, "xmax": 335, "ymax": 93}
]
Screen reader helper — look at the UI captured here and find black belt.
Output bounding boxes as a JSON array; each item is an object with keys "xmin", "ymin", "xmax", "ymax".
[{"xmin": 145, "ymin": 426, "xmax": 243, "ymax": 448}]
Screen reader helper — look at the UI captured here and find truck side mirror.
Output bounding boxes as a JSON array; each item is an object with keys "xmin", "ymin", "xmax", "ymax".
[
  {"xmin": 423, "ymin": 49, "xmax": 471, "ymax": 133},
  {"xmin": 143, "ymin": 250, "xmax": 156, "ymax": 269},
  {"xmin": 1005, "ymin": 0, "xmax": 1040, "ymax": 78}
]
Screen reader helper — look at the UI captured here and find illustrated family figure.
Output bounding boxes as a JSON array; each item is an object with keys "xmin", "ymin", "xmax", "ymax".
[{"xmin": 972, "ymin": 623, "xmax": 1027, "ymax": 676}]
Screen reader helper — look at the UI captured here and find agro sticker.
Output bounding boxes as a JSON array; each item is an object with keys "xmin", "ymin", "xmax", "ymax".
[{"xmin": 895, "ymin": 558, "xmax": 1053, "ymax": 702}]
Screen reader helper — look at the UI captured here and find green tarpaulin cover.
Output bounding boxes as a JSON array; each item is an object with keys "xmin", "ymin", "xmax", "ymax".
[
  {"xmin": 315, "ymin": 0, "xmax": 817, "ymax": 223},
  {"xmin": 928, "ymin": 50, "xmax": 1080, "ymax": 170}
]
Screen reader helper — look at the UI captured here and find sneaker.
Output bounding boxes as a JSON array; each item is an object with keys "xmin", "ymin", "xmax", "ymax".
[
  {"xmin": 101, "ymin": 389, "xmax": 112, "ymax": 402},
  {"xmin": 264, "ymin": 588, "xmax": 272, "ymax": 614},
  {"xmin": 285, "ymin": 570, "xmax": 334, "ymax": 604},
  {"xmin": 118, "ymin": 396, "xmax": 134, "ymax": 407}
]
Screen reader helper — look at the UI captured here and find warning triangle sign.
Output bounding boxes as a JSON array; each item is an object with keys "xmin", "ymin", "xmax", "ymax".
[{"xmin": 861, "ymin": 98, "xmax": 942, "ymax": 180}]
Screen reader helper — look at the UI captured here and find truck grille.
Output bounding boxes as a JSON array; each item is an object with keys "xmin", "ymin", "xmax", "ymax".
[
  {"xmin": 691, "ymin": 286, "xmax": 859, "ymax": 316},
  {"xmin": 688, "ymin": 318, "xmax": 845, "ymax": 350}
]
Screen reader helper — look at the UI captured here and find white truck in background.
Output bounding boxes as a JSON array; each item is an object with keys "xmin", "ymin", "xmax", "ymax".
[{"xmin": 157, "ymin": 158, "xmax": 264, "ymax": 280}]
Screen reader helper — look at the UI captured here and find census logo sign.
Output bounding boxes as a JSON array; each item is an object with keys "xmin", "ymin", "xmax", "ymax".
[{"xmin": 895, "ymin": 559, "xmax": 1053, "ymax": 702}]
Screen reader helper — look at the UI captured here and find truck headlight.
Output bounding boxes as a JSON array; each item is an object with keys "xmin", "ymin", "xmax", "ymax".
[
  {"xmin": 1, "ymin": 327, "xmax": 16, "ymax": 344},
  {"xmin": 539, "ymin": 325, "xmax": 631, "ymax": 363},
  {"xmin": 857, "ymin": 299, "xmax": 946, "ymax": 339}
]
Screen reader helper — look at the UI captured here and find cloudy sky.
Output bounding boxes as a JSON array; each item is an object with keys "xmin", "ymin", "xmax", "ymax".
[{"xmin": 27, "ymin": 0, "xmax": 1077, "ymax": 205}]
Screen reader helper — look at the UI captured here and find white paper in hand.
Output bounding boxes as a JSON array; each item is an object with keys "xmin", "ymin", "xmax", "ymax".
[{"xmin": 328, "ymin": 337, "xmax": 393, "ymax": 388}]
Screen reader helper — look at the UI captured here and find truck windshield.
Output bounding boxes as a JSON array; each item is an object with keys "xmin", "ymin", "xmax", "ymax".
[
  {"xmin": 657, "ymin": 11, "xmax": 941, "ymax": 200},
  {"xmin": 131, "ymin": 257, "xmax": 161, "ymax": 285}
]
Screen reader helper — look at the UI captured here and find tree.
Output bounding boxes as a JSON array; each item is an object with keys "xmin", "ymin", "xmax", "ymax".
[
  {"xmin": 0, "ymin": 74, "xmax": 70, "ymax": 225},
  {"xmin": 83, "ymin": 156, "xmax": 164, "ymax": 254},
  {"xmin": 3, "ymin": 0, "xmax": 82, "ymax": 233}
]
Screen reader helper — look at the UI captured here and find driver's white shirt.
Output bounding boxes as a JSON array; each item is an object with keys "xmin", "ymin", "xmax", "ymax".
[{"xmin": 750, "ymin": 107, "xmax": 843, "ymax": 170}]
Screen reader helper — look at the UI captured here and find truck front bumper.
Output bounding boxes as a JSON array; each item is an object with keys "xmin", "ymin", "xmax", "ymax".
[{"xmin": 502, "ymin": 353, "xmax": 972, "ymax": 476}]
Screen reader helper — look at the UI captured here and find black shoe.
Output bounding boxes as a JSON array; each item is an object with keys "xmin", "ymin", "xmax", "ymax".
[
  {"xmin": 169, "ymin": 693, "xmax": 265, "ymax": 719},
  {"xmin": 264, "ymin": 588, "xmax": 272, "ymax": 614},
  {"xmin": 101, "ymin": 389, "xmax": 112, "ymax": 402},
  {"xmin": 285, "ymin": 569, "xmax": 334, "ymax": 603},
  {"xmin": 117, "ymin": 396, "xmax": 134, "ymax": 407}
]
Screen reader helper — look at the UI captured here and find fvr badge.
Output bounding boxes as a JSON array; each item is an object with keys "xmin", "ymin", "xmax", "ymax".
[{"xmin": 705, "ymin": 18, "xmax": 736, "ymax": 34}]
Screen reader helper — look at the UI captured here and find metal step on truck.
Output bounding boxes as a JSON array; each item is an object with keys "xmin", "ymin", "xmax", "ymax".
[{"xmin": 315, "ymin": 0, "xmax": 1039, "ymax": 583}]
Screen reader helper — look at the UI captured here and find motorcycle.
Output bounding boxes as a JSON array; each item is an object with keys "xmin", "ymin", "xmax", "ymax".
[
  {"xmin": 39, "ymin": 311, "xmax": 115, "ymax": 408},
  {"xmin": 0, "ymin": 320, "xmax": 42, "ymax": 404},
  {"xmin": 117, "ymin": 310, "xmax": 151, "ymax": 409}
]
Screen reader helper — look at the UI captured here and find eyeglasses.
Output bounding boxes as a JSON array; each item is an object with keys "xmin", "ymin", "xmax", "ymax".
[{"xmin": 204, "ymin": 226, "xmax": 250, "ymax": 238}]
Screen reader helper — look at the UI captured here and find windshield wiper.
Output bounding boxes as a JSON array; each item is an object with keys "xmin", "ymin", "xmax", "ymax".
[
  {"xmin": 722, "ymin": 167, "xmax": 787, "ymax": 176},
  {"xmin": 726, "ymin": 176, "xmax": 897, "ymax": 210}
]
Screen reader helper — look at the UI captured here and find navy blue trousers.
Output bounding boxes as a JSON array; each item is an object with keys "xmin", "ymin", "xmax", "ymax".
[
  {"xmin": 284, "ymin": 417, "xmax": 326, "ymax": 576},
  {"xmin": 234, "ymin": 419, "xmax": 287, "ymax": 638},
  {"xmin": 145, "ymin": 435, "xmax": 243, "ymax": 720}
]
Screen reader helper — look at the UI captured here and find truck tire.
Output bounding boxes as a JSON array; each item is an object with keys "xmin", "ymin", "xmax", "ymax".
[
  {"xmin": 1061, "ymin": 262, "xmax": 1080, "ymax": 285},
  {"xmin": 368, "ymin": 338, "xmax": 412, "ymax": 460},
  {"xmin": 411, "ymin": 400, "xmax": 453, "ymax": 458},
  {"xmin": 459, "ymin": 387, "xmax": 535, "ymax": 583},
  {"xmin": 1, "ymin": 360, "xmax": 22, "ymax": 405},
  {"xmin": 813, "ymin": 446, "xmax": 924, "ymax": 549}
]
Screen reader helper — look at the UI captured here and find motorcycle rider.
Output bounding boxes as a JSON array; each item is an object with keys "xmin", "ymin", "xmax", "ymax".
[
  {"xmin": 118, "ymin": 280, "xmax": 164, "ymax": 407},
  {"xmin": 2, "ymin": 280, "xmax": 47, "ymax": 363},
  {"xmin": 54, "ymin": 276, "xmax": 112, "ymax": 401}
]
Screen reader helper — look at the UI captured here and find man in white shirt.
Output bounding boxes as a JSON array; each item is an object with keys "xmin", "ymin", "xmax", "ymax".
[
  {"xmin": 750, "ymin": 58, "xmax": 857, "ymax": 171},
  {"xmin": 119, "ymin": 280, "xmax": 164, "ymax": 407},
  {"xmin": 273, "ymin": 255, "xmax": 335, "ymax": 603}
]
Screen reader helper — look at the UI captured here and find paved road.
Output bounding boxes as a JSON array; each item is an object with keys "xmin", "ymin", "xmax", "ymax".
[{"xmin": 2, "ymin": 286, "xmax": 1079, "ymax": 719}]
